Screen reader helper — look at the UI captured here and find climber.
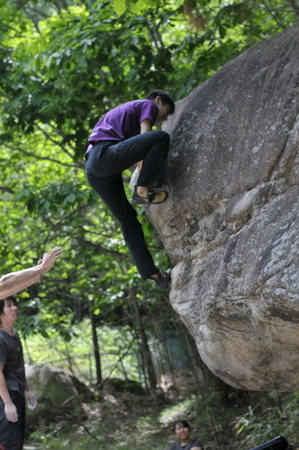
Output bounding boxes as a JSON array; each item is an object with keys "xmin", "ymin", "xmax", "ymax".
[{"xmin": 85, "ymin": 90, "xmax": 175, "ymax": 289}]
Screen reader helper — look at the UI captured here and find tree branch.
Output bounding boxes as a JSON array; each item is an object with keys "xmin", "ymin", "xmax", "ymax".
[
  {"xmin": 284, "ymin": 0, "xmax": 299, "ymax": 18},
  {"xmin": 77, "ymin": 237, "xmax": 124, "ymax": 259},
  {"xmin": 0, "ymin": 186, "xmax": 14, "ymax": 194},
  {"xmin": 18, "ymin": 3, "xmax": 41, "ymax": 33},
  {"xmin": 36, "ymin": 124, "xmax": 76, "ymax": 160},
  {"xmin": 50, "ymin": 279, "xmax": 105, "ymax": 295},
  {"xmin": 39, "ymin": 206, "xmax": 124, "ymax": 259},
  {"xmin": 97, "ymin": 333, "xmax": 138, "ymax": 389},
  {"xmin": 4, "ymin": 143, "xmax": 82, "ymax": 169}
]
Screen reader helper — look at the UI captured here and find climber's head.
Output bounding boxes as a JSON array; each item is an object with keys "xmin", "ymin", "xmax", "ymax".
[{"xmin": 145, "ymin": 90, "xmax": 175, "ymax": 123}]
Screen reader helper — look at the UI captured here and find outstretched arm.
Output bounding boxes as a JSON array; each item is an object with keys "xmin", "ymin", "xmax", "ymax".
[{"xmin": 0, "ymin": 246, "xmax": 63, "ymax": 300}]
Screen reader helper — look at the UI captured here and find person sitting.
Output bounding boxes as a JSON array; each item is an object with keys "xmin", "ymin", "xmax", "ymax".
[{"xmin": 169, "ymin": 420, "xmax": 204, "ymax": 450}]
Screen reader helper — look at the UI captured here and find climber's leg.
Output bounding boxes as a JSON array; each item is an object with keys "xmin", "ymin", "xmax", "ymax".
[
  {"xmin": 87, "ymin": 131, "xmax": 169, "ymax": 183},
  {"xmin": 85, "ymin": 170, "xmax": 159, "ymax": 279},
  {"xmin": 85, "ymin": 134, "xmax": 171, "ymax": 287}
]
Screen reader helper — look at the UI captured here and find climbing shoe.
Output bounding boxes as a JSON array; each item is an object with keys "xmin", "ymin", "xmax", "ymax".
[
  {"xmin": 150, "ymin": 269, "xmax": 172, "ymax": 290},
  {"xmin": 132, "ymin": 186, "xmax": 168, "ymax": 205}
]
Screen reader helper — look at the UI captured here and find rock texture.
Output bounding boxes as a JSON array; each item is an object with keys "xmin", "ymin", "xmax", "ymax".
[
  {"xmin": 147, "ymin": 25, "xmax": 299, "ymax": 390},
  {"xmin": 25, "ymin": 365, "xmax": 91, "ymax": 432}
]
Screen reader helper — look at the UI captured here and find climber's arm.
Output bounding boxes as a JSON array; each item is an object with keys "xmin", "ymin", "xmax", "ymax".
[{"xmin": 137, "ymin": 119, "xmax": 152, "ymax": 172}]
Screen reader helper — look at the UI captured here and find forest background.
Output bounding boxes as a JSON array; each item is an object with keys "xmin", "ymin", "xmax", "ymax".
[{"xmin": 0, "ymin": 0, "xmax": 299, "ymax": 448}]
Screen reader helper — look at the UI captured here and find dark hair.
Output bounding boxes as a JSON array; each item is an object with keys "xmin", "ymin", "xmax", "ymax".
[
  {"xmin": 145, "ymin": 90, "xmax": 175, "ymax": 115},
  {"xmin": 0, "ymin": 296, "xmax": 18, "ymax": 316},
  {"xmin": 173, "ymin": 420, "xmax": 191, "ymax": 432}
]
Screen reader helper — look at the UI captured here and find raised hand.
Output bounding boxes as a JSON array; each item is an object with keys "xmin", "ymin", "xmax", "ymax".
[{"xmin": 39, "ymin": 246, "xmax": 63, "ymax": 273}]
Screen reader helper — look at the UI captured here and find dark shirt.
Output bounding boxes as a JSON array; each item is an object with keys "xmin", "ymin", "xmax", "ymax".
[
  {"xmin": 0, "ymin": 329, "xmax": 26, "ymax": 396},
  {"xmin": 169, "ymin": 438, "xmax": 204, "ymax": 450}
]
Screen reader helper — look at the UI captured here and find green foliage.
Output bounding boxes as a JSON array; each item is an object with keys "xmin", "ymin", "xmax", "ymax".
[
  {"xmin": 235, "ymin": 392, "xmax": 299, "ymax": 447},
  {"xmin": 29, "ymin": 428, "xmax": 113, "ymax": 449},
  {"xmin": 24, "ymin": 376, "xmax": 299, "ymax": 449},
  {"xmin": 111, "ymin": 0, "xmax": 147, "ymax": 15},
  {"xmin": 22, "ymin": 319, "xmax": 140, "ymax": 384},
  {"xmin": 20, "ymin": 390, "xmax": 273, "ymax": 449}
]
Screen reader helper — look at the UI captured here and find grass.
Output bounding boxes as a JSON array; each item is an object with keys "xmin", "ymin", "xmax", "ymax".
[
  {"xmin": 24, "ymin": 387, "xmax": 299, "ymax": 450},
  {"xmin": 24, "ymin": 389, "xmax": 239, "ymax": 450}
]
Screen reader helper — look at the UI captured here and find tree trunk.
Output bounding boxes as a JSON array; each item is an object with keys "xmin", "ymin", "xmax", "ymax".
[
  {"xmin": 159, "ymin": 325, "xmax": 176, "ymax": 393},
  {"xmin": 89, "ymin": 300, "xmax": 102, "ymax": 388},
  {"xmin": 132, "ymin": 300, "xmax": 157, "ymax": 391}
]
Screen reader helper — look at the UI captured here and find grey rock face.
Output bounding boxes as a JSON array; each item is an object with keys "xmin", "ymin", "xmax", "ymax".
[
  {"xmin": 25, "ymin": 365, "xmax": 91, "ymax": 431},
  {"xmin": 147, "ymin": 25, "xmax": 299, "ymax": 390}
]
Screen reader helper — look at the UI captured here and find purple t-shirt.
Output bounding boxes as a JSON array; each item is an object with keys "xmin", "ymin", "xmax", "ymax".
[{"xmin": 85, "ymin": 99, "xmax": 159, "ymax": 155}]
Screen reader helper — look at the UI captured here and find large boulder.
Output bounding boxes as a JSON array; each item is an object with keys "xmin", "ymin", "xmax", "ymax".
[
  {"xmin": 25, "ymin": 365, "xmax": 91, "ymax": 432},
  {"xmin": 103, "ymin": 377, "xmax": 145, "ymax": 395},
  {"xmin": 145, "ymin": 24, "xmax": 299, "ymax": 391}
]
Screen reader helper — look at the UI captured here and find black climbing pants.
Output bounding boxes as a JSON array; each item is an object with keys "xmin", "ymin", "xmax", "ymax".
[
  {"xmin": 0, "ymin": 390, "xmax": 26, "ymax": 450},
  {"xmin": 85, "ymin": 130, "xmax": 170, "ymax": 280}
]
